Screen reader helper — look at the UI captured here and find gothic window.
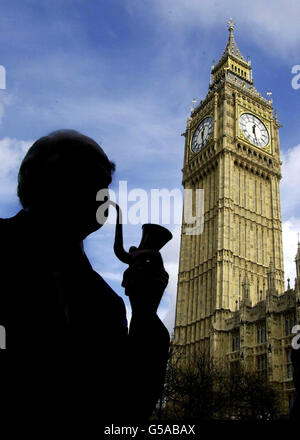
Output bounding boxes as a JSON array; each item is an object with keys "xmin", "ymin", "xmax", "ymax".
[
  {"xmin": 261, "ymin": 327, "xmax": 265, "ymax": 343},
  {"xmin": 257, "ymin": 354, "xmax": 267, "ymax": 377},
  {"xmin": 287, "ymin": 349, "xmax": 293, "ymax": 379},
  {"xmin": 285, "ymin": 313, "xmax": 297, "ymax": 336},
  {"xmin": 262, "ymin": 229, "xmax": 264, "ymax": 264},
  {"xmin": 244, "ymin": 221, "xmax": 247, "ymax": 258},
  {"xmin": 232, "ymin": 333, "xmax": 240, "ymax": 352},
  {"xmin": 238, "ymin": 171, "xmax": 241, "ymax": 205},
  {"xmin": 260, "ymin": 182, "xmax": 263, "ymax": 215},
  {"xmin": 244, "ymin": 174, "xmax": 246, "ymax": 209},
  {"xmin": 255, "ymin": 180, "xmax": 257, "ymax": 211},
  {"xmin": 256, "ymin": 227, "xmax": 258, "ymax": 261},
  {"xmin": 257, "ymin": 323, "xmax": 266, "ymax": 344}
]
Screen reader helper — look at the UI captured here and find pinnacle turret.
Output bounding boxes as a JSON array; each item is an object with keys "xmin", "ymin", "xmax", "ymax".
[
  {"xmin": 210, "ymin": 19, "xmax": 253, "ymax": 90},
  {"xmin": 220, "ymin": 18, "xmax": 247, "ymax": 64}
]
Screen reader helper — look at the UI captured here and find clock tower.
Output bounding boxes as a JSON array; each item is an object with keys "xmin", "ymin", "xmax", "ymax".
[{"xmin": 174, "ymin": 19, "xmax": 285, "ymax": 363}]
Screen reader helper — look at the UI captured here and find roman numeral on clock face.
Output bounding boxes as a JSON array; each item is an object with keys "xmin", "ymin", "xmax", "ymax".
[
  {"xmin": 191, "ymin": 117, "xmax": 214, "ymax": 153},
  {"xmin": 239, "ymin": 113, "xmax": 269, "ymax": 148}
]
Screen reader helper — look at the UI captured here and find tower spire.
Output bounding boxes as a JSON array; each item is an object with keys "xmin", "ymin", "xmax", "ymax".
[
  {"xmin": 228, "ymin": 17, "xmax": 234, "ymax": 33},
  {"xmin": 222, "ymin": 18, "xmax": 246, "ymax": 63},
  {"xmin": 295, "ymin": 236, "xmax": 300, "ymax": 291},
  {"xmin": 209, "ymin": 19, "xmax": 253, "ymax": 89},
  {"xmin": 296, "ymin": 234, "xmax": 300, "ymax": 261}
]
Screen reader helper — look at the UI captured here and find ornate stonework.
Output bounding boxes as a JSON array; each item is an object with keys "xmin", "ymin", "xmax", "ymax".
[{"xmin": 173, "ymin": 20, "xmax": 299, "ymax": 415}]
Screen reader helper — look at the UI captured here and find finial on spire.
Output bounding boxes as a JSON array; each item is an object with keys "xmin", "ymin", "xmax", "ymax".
[
  {"xmin": 267, "ymin": 90, "xmax": 273, "ymax": 103},
  {"xmin": 190, "ymin": 98, "xmax": 197, "ymax": 113},
  {"xmin": 228, "ymin": 18, "xmax": 235, "ymax": 32},
  {"xmin": 296, "ymin": 232, "xmax": 300, "ymax": 254}
]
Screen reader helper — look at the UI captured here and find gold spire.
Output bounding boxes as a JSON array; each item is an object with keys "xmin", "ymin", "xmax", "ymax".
[
  {"xmin": 228, "ymin": 17, "xmax": 234, "ymax": 32},
  {"xmin": 210, "ymin": 19, "xmax": 252, "ymax": 87},
  {"xmin": 296, "ymin": 233, "xmax": 300, "ymax": 260},
  {"xmin": 222, "ymin": 18, "xmax": 246, "ymax": 63}
]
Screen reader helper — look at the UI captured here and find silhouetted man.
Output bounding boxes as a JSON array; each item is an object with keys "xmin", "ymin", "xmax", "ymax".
[{"xmin": 0, "ymin": 130, "xmax": 170, "ymax": 425}]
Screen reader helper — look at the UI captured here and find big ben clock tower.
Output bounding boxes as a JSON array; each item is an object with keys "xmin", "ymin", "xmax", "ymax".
[{"xmin": 174, "ymin": 19, "xmax": 285, "ymax": 364}]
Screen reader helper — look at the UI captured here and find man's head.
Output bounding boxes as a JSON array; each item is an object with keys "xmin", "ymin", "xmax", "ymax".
[{"xmin": 18, "ymin": 129, "xmax": 115, "ymax": 239}]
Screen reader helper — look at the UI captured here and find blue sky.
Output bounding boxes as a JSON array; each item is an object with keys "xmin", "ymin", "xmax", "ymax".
[{"xmin": 1, "ymin": 0, "xmax": 300, "ymax": 333}]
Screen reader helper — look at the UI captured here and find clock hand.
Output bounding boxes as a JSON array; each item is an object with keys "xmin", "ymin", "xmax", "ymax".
[{"xmin": 252, "ymin": 124, "xmax": 258, "ymax": 142}]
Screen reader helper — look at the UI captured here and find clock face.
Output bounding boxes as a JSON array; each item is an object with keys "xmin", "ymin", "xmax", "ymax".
[
  {"xmin": 191, "ymin": 117, "xmax": 214, "ymax": 153},
  {"xmin": 239, "ymin": 113, "xmax": 269, "ymax": 148}
]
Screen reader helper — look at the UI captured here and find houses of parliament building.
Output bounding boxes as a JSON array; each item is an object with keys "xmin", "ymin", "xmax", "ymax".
[{"xmin": 173, "ymin": 19, "xmax": 299, "ymax": 414}]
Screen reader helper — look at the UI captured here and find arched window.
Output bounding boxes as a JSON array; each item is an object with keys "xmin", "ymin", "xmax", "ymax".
[{"xmin": 261, "ymin": 327, "xmax": 265, "ymax": 343}]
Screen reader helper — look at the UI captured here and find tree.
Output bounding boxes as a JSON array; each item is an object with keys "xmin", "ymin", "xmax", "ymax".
[{"xmin": 153, "ymin": 348, "xmax": 280, "ymax": 421}]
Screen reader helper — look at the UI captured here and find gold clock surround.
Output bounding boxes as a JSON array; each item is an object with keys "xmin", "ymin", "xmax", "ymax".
[
  {"xmin": 237, "ymin": 107, "xmax": 272, "ymax": 154},
  {"xmin": 190, "ymin": 115, "xmax": 214, "ymax": 154}
]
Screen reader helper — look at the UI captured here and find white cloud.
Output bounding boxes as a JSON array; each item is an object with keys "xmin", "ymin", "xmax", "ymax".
[
  {"xmin": 0, "ymin": 137, "xmax": 31, "ymax": 200},
  {"xmin": 0, "ymin": 92, "xmax": 12, "ymax": 125},
  {"xmin": 0, "ymin": 137, "xmax": 30, "ymax": 177},
  {"xmin": 281, "ymin": 144, "xmax": 300, "ymax": 217},
  {"xmin": 159, "ymin": 225, "xmax": 181, "ymax": 334},
  {"xmin": 149, "ymin": 0, "xmax": 300, "ymax": 59},
  {"xmin": 0, "ymin": 103, "xmax": 4, "ymax": 122},
  {"xmin": 282, "ymin": 217, "xmax": 300, "ymax": 289},
  {"xmin": 273, "ymin": 142, "xmax": 300, "ymax": 290},
  {"xmin": 100, "ymin": 271, "xmax": 123, "ymax": 282}
]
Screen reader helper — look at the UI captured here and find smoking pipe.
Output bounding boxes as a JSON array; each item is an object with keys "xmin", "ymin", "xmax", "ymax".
[{"xmin": 109, "ymin": 200, "xmax": 173, "ymax": 264}]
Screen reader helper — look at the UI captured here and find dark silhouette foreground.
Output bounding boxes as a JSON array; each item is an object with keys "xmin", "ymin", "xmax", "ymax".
[
  {"xmin": 0, "ymin": 130, "xmax": 170, "ymax": 425},
  {"xmin": 290, "ymin": 346, "xmax": 300, "ymax": 419}
]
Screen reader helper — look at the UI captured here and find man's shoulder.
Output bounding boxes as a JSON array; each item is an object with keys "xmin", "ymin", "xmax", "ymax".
[
  {"xmin": 91, "ymin": 270, "xmax": 123, "ymax": 297},
  {"xmin": 0, "ymin": 215, "xmax": 15, "ymax": 230},
  {"xmin": 88, "ymin": 268, "xmax": 125, "ymax": 308},
  {"xmin": 0, "ymin": 211, "xmax": 24, "ymax": 233},
  {"xmin": 85, "ymin": 269, "xmax": 128, "ymax": 332},
  {"xmin": 0, "ymin": 211, "xmax": 25, "ymax": 251}
]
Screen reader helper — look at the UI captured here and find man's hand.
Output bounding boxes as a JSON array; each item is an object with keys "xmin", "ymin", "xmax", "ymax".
[{"xmin": 122, "ymin": 248, "xmax": 169, "ymax": 317}]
